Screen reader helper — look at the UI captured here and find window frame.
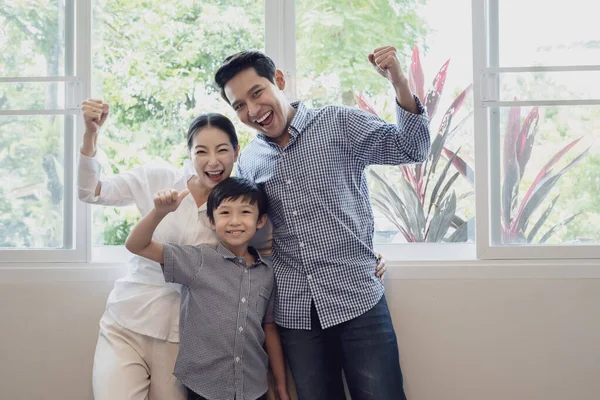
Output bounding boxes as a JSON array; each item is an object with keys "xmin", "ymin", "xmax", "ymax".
[
  {"xmin": 2, "ymin": 0, "xmax": 599, "ymax": 264},
  {"xmin": 0, "ymin": 0, "xmax": 92, "ymax": 262},
  {"xmin": 473, "ymin": 0, "xmax": 600, "ymax": 260}
]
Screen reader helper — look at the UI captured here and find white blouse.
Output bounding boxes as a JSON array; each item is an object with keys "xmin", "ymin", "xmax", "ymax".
[{"xmin": 77, "ymin": 151, "xmax": 271, "ymax": 342}]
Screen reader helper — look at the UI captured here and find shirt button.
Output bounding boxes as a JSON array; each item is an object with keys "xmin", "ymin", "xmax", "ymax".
[
  {"xmin": 244, "ymin": 269, "xmax": 248, "ymax": 274},
  {"xmin": 286, "ymin": 179, "xmax": 291, "ymax": 184},
  {"xmin": 292, "ymin": 210, "xmax": 298, "ymax": 216},
  {"xmin": 299, "ymin": 242, "xmax": 304, "ymax": 248},
  {"xmin": 241, "ymin": 297, "xmax": 246, "ymax": 303},
  {"xmin": 239, "ymin": 326, "xmax": 244, "ymax": 333},
  {"xmin": 235, "ymin": 357, "xmax": 240, "ymax": 363},
  {"xmin": 307, "ymin": 274, "xmax": 312, "ymax": 280}
]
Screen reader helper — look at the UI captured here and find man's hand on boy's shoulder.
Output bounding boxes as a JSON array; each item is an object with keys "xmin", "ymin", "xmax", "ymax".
[{"xmin": 153, "ymin": 188, "xmax": 190, "ymax": 216}]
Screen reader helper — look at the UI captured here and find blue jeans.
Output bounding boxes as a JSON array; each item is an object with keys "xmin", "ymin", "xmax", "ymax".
[{"xmin": 279, "ymin": 295, "xmax": 406, "ymax": 400}]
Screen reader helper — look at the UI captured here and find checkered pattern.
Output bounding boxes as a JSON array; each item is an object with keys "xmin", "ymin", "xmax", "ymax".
[
  {"xmin": 236, "ymin": 97, "xmax": 430, "ymax": 330},
  {"xmin": 162, "ymin": 243, "xmax": 274, "ymax": 400}
]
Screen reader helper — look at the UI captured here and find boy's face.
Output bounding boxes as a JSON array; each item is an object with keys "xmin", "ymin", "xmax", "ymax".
[
  {"xmin": 210, "ymin": 197, "xmax": 266, "ymax": 251},
  {"xmin": 224, "ymin": 67, "xmax": 294, "ymax": 147}
]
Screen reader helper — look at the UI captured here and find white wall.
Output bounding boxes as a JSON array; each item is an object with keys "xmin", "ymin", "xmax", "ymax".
[{"xmin": 1, "ymin": 266, "xmax": 600, "ymax": 400}]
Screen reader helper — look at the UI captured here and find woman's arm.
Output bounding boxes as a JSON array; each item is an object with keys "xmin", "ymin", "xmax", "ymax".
[
  {"xmin": 264, "ymin": 323, "xmax": 290, "ymax": 400},
  {"xmin": 79, "ymin": 99, "xmax": 109, "ymax": 198}
]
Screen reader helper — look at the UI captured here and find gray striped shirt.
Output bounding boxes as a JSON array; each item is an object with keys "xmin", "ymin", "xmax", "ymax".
[{"xmin": 162, "ymin": 243, "xmax": 274, "ymax": 400}]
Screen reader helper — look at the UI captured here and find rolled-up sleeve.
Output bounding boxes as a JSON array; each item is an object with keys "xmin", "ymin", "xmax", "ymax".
[{"xmin": 346, "ymin": 95, "xmax": 431, "ymax": 167}]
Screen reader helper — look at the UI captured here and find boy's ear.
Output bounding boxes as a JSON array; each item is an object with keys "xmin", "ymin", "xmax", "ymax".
[
  {"xmin": 210, "ymin": 220, "xmax": 217, "ymax": 231},
  {"xmin": 256, "ymin": 214, "xmax": 267, "ymax": 230}
]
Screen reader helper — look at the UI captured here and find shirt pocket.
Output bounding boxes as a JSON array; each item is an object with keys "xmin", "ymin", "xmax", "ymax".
[{"xmin": 256, "ymin": 285, "xmax": 271, "ymax": 318}]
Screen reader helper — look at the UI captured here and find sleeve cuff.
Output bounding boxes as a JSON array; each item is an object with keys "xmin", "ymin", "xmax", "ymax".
[
  {"xmin": 161, "ymin": 243, "xmax": 175, "ymax": 283},
  {"xmin": 77, "ymin": 150, "xmax": 104, "ymax": 201}
]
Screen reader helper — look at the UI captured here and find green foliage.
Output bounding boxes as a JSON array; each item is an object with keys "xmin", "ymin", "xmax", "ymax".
[{"xmin": 296, "ymin": 0, "xmax": 428, "ymax": 107}]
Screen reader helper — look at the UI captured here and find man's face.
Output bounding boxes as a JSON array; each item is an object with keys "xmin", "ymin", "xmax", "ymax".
[
  {"xmin": 224, "ymin": 68, "xmax": 293, "ymax": 147},
  {"xmin": 211, "ymin": 197, "xmax": 267, "ymax": 252}
]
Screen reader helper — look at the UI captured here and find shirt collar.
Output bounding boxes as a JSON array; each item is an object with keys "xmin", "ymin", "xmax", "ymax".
[
  {"xmin": 216, "ymin": 243, "xmax": 267, "ymax": 267},
  {"xmin": 256, "ymin": 101, "xmax": 309, "ymax": 143}
]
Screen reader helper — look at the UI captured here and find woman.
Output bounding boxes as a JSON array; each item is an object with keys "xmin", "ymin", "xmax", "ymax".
[{"xmin": 78, "ymin": 98, "xmax": 385, "ymax": 400}]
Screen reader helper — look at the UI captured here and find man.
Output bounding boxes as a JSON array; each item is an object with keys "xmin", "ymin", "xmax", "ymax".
[{"xmin": 214, "ymin": 46, "xmax": 430, "ymax": 400}]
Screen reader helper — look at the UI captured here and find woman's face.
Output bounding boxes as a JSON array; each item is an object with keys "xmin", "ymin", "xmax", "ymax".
[{"xmin": 189, "ymin": 126, "xmax": 239, "ymax": 190}]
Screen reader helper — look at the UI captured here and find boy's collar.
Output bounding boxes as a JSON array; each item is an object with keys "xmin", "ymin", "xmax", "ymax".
[{"xmin": 216, "ymin": 243, "xmax": 266, "ymax": 265}]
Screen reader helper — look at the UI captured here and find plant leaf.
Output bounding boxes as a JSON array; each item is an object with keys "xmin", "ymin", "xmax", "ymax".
[
  {"xmin": 516, "ymin": 146, "xmax": 589, "ymax": 233},
  {"xmin": 429, "ymin": 147, "xmax": 460, "ymax": 217},
  {"xmin": 427, "ymin": 191, "xmax": 456, "ymax": 242},
  {"xmin": 502, "ymin": 106, "xmax": 521, "ymax": 228},
  {"xmin": 355, "ymin": 92, "xmax": 378, "ymax": 116},
  {"xmin": 400, "ymin": 176, "xmax": 426, "ymax": 241},
  {"xmin": 443, "ymin": 147, "xmax": 474, "ymax": 185},
  {"xmin": 424, "ymin": 59, "xmax": 450, "ymax": 120},
  {"xmin": 447, "ymin": 217, "xmax": 472, "ymax": 243},
  {"xmin": 408, "ymin": 45, "xmax": 425, "ymax": 103},
  {"xmin": 516, "ymin": 107, "xmax": 539, "ymax": 178},
  {"xmin": 526, "ymin": 195, "xmax": 559, "ymax": 243},
  {"xmin": 539, "ymin": 214, "xmax": 581, "ymax": 244}
]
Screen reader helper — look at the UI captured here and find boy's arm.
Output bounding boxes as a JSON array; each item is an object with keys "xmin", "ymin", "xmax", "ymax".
[
  {"xmin": 125, "ymin": 188, "xmax": 190, "ymax": 264},
  {"xmin": 125, "ymin": 208, "xmax": 167, "ymax": 264},
  {"xmin": 264, "ymin": 323, "xmax": 290, "ymax": 400}
]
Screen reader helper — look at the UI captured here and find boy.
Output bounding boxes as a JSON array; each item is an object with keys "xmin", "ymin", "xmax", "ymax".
[
  {"xmin": 125, "ymin": 177, "xmax": 290, "ymax": 400},
  {"xmin": 214, "ymin": 47, "xmax": 430, "ymax": 399}
]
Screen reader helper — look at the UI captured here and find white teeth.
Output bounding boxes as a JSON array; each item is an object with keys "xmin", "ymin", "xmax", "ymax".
[
  {"xmin": 255, "ymin": 111, "xmax": 271, "ymax": 123},
  {"xmin": 206, "ymin": 171, "xmax": 222, "ymax": 176}
]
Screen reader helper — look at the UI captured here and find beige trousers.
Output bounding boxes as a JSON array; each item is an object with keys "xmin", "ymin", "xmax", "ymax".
[{"xmin": 92, "ymin": 310, "xmax": 187, "ymax": 400}]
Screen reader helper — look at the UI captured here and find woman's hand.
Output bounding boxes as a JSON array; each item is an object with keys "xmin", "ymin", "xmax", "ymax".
[
  {"xmin": 81, "ymin": 99, "xmax": 110, "ymax": 136},
  {"xmin": 375, "ymin": 253, "xmax": 386, "ymax": 281}
]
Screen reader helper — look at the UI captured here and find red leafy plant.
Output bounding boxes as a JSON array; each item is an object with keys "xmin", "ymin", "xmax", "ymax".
[{"xmin": 359, "ymin": 46, "xmax": 473, "ymax": 242}]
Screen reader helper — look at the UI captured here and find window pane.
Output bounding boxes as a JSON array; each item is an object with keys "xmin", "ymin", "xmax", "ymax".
[
  {"xmin": 0, "ymin": 1, "xmax": 67, "ymax": 77},
  {"xmin": 91, "ymin": 0, "xmax": 264, "ymax": 246},
  {"xmin": 493, "ymin": 105, "xmax": 600, "ymax": 245},
  {"xmin": 496, "ymin": 71, "xmax": 600, "ymax": 102},
  {"xmin": 0, "ymin": 82, "xmax": 67, "ymax": 110},
  {"xmin": 498, "ymin": 0, "xmax": 600, "ymax": 67},
  {"xmin": 296, "ymin": 0, "xmax": 475, "ymax": 244},
  {"xmin": 0, "ymin": 115, "xmax": 66, "ymax": 248}
]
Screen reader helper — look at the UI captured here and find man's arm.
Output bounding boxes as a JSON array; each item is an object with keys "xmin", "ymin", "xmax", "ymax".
[
  {"xmin": 345, "ymin": 45, "xmax": 430, "ymax": 167},
  {"xmin": 369, "ymin": 46, "xmax": 418, "ymax": 114},
  {"xmin": 264, "ymin": 323, "xmax": 290, "ymax": 400},
  {"xmin": 125, "ymin": 188, "xmax": 190, "ymax": 263}
]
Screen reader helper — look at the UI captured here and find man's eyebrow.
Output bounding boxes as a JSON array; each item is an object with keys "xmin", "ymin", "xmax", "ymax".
[{"xmin": 231, "ymin": 84, "xmax": 264, "ymax": 109}]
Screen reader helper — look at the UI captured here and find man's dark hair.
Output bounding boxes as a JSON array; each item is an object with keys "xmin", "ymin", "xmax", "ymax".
[
  {"xmin": 214, "ymin": 51, "xmax": 277, "ymax": 103},
  {"xmin": 207, "ymin": 177, "xmax": 268, "ymax": 223},
  {"xmin": 186, "ymin": 113, "xmax": 238, "ymax": 152}
]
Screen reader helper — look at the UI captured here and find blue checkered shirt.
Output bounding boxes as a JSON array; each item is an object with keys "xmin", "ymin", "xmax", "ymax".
[{"xmin": 236, "ymin": 97, "xmax": 430, "ymax": 329}]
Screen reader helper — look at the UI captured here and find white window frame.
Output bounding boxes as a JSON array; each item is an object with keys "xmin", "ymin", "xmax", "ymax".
[
  {"xmin": 473, "ymin": 0, "xmax": 600, "ymax": 260},
  {"xmin": 2, "ymin": 0, "xmax": 599, "ymax": 265},
  {"xmin": 0, "ymin": 0, "xmax": 92, "ymax": 263}
]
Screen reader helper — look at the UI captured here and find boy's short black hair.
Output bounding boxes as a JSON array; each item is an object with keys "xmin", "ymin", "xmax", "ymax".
[
  {"xmin": 207, "ymin": 177, "xmax": 268, "ymax": 223},
  {"xmin": 214, "ymin": 51, "xmax": 277, "ymax": 104}
]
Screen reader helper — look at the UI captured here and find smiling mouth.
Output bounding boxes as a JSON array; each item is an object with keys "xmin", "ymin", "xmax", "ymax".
[
  {"xmin": 205, "ymin": 171, "xmax": 224, "ymax": 181},
  {"xmin": 226, "ymin": 230, "xmax": 245, "ymax": 236},
  {"xmin": 254, "ymin": 110, "xmax": 273, "ymax": 127}
]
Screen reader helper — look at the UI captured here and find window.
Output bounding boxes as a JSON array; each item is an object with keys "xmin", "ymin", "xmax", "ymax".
[
  {"xmin": 0, "ymin": 0, "xmax": 89, "ymax": 262},
  {"xmin": 474, "ymin": 0, "xmax": 600, "ymax": 259},
  {"xmin": 1, "ymin": 0, "xmax": 599, "ymax": 263},
  {"xmin": 292, "ymin": 0, "xmax": 476, "ymax": 258}
]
